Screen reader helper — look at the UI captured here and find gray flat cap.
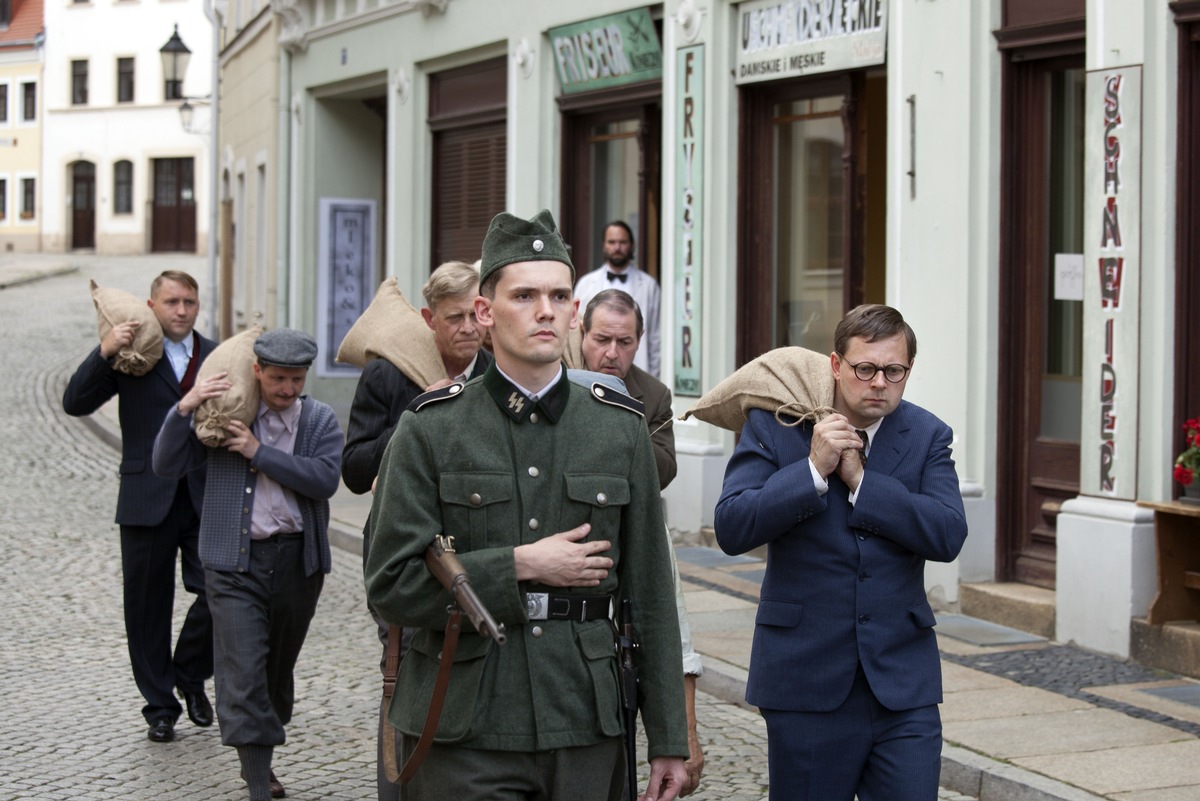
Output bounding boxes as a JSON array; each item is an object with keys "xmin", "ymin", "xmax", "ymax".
[{"xmin": 254, "ymin": 328, "xmax": 317, "ymax": 368}]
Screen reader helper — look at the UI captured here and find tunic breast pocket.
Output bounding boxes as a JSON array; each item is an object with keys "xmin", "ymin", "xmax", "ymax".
[
  {"xmin": 439, "ymin": 473, "xmax": 514, "ymax": 550},
  {"xmin": 564, "ymin": 474, "xmax": 630, "ymax": 543}
]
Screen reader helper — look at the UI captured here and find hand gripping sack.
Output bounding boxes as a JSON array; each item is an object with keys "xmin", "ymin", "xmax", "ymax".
[
  {"xmin": 193, "ymin": 325, "xmax": 263, "ymax": 447},
  {"xmin": 680, "ymin": 346, "xmax": 837, "ymax": 433},
  {"xmin": 335, "ymin": 277, "xmax": 444, "ymax": 388},
  {"xmin": 89, "ymin": 279, "xmax": 164, "ymax": 377}
]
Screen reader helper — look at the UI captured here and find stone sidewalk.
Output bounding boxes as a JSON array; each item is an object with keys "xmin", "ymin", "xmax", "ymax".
[{"xmin": 13, "ymin": 253, "xmax": 1200, "ymax": 800}]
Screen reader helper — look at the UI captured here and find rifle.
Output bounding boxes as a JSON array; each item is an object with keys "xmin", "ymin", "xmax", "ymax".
[
  {"xmin": 383, "ymin": 534, "xmax": 506, "ymax": 784},
  {"xmin": 617, "ymin": 597, "xmax": 639, "ymax": 801}
]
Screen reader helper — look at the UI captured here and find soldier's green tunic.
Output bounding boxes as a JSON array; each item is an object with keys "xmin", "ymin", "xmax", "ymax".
[{"xmin": 365, "ymin": 364, "xmax": 688, "ymax": 762}]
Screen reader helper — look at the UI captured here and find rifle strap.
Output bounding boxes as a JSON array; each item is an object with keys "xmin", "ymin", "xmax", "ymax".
[{"xmin": 382, "ymin": 610, "xmax": 463, "ymax": 784}]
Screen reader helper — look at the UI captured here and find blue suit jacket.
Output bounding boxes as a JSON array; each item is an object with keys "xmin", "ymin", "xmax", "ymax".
[
  {"xmin": 714, "ymin": 401, "xmax": 967, "ymax": 713},
  {"xmin": 63, "ymin": 336, "xmax": 216, "ymax": 527}
]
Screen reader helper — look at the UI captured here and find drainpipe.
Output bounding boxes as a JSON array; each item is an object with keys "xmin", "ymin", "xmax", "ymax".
[
  {"xmin": 277, "ymin": 45, "xmax": 291, "ymax": 327},
  {"xmin": 203, "ymin": 0, "xmax": 222, "ymax": 339}
]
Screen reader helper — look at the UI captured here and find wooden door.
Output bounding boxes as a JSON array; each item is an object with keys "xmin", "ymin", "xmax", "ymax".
[
  {"xmin": 998, "ymin": 54, "xmax": 1086, "ymax": 588},
  {"xmin": 151, "ymin": 157, "xmax": 196, "ymax": 253},
  {"xmin": 71, "ymin": 162, "xmax": 95, "ymax": 250}
]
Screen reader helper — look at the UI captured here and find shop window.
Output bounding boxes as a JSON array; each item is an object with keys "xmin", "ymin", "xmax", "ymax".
[
  {"xmin": 0, "ymin": 178, "xmax": 7, "ymax": 221},
  {"xmin": 0, "ymin": 85, "xmax": 8, "ymax": 123}
]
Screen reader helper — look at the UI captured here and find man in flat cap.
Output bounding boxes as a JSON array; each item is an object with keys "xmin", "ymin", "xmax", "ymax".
[
  {"xmin": 366, "ymin": 209, "xmax": 689, "ymax": 801},
  {"xmin": 153, "ymin": 328, "xmax": 344, "ymax": 801}
]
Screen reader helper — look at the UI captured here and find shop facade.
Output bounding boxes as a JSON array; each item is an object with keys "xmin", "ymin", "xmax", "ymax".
[{"xmin": 262, "ymin": 0, "xmax": 1191, "ymax": 665}]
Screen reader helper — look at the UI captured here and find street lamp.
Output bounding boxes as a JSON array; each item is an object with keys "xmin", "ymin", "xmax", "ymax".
[
  {"xmin": 161, "ymin": 21, "xmax": 220, "ymax": 339},
  {"xmin": 159, "ymin": 24, "xmax": 191, "ymax": 101}
]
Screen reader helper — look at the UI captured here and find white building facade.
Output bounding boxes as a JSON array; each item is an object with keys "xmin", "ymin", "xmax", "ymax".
[{"xmin": 244, "ymin": 0, "xmax": 1196, "ymax": 671}]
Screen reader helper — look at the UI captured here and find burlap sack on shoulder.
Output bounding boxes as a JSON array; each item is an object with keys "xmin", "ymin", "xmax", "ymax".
[
  {"xmin": 90, "ymin": 279, "xmax": 164, "ymax": 377},
  {"xmin": 335, "ymin": 277, "xmax": 444, "ymax": 388},
  {"xmin": 563, "ymin": 324, "xmax": 585, "ymax": 370},
  {"xmin": 194, "ymin": 325, "xmax": 263, "ymax": 447},
  {"xmin": 681, "ymin": 346, "xmax": 837, "ymax": 433}
]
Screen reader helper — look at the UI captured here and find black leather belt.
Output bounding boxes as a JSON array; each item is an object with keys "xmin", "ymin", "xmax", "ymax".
[{"xmin": 525, "ymin": 593, "xmax": 613, "ymax": 622}]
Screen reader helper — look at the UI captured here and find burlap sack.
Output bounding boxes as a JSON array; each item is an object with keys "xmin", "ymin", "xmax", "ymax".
[
  {"xmin": 194, "ymin": 325, "xmax": 263, "ymax": 447},
  {"xmin": 335, "ymin": 277, "xmax": 444, "ymax": 388},
  {"xmin": 563, "ymin": 324, "xmax": 585, "ymax": 370},
  {"xmin": 681, "ymin": 346, "xmax": 837, "ymax": 433},
  {"xmin": 89, "ymin": 279, "xmax": 163, "ymax": 376}
]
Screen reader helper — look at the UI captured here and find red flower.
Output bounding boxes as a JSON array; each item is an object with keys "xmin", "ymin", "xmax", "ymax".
[
  {"xmin": 1193, "ymin": 433, "xmax": 1200, "ymax": 448},
  {"xmin": 1175, "ymin": 464, "xmax": 1195, "ymax": 487}
]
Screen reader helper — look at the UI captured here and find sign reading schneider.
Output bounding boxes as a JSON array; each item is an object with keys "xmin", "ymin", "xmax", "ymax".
[
  {"xmin": 550, "ymin": 7, "xmax": 663, "ymax": 95},
  {"xmin": 737, "ymin": 0, "xmax": 888, "ymax": 84}
]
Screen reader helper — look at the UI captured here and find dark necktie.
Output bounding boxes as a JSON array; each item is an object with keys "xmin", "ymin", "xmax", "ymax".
[
  {"xmin": 607, "ymin": 271, "xmax": 628, "ymax": 283},
  {"xmin": 856, "ymin": 429, "xmax": 869, "ymax": 466}
]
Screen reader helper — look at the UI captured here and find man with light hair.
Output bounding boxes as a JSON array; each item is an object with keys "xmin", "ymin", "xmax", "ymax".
[{"xmin": 342, "ymin": 260, "xmax": 492, "ymax": 801}]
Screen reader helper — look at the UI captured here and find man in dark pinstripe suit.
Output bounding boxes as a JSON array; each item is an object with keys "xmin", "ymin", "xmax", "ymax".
[{"xmin": 63, "ymin": 270, "xmax": 216, "ymax": 744}]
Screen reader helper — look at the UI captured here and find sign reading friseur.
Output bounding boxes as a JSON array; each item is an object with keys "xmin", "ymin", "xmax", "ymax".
[
  {"xmin": 549, "ymin": 7, "xmax": 663, "ymax": 95},
  {"xmin": 736, "ymin": 0, "xmax": 888, "ymax": 84}
]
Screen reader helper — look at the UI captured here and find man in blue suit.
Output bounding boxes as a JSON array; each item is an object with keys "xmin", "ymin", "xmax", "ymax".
[
  {"xmin": 715, "ymin": 304, "xmax": 967, "ymax": 801},
  {"xmin": 63, "ymin": 270, "xmax": 216, "ymax": 743}
]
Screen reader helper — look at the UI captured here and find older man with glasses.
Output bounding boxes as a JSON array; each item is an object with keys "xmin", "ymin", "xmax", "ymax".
[{"xmin": 714, "ymin": 304, "xmax": 968, "ymax": 801}]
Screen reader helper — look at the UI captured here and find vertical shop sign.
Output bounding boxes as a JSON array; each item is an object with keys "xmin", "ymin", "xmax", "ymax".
[
  {"xmin": 1081, "ymin": 66, "xmax": 1141, "ymax": 498},
  {"xmin": 674, "ymin": 45, "xmax": 704, "ymax": 397},
  {"xmin": 316, "ymin": 197, "xmax": 376, "ymax": 377}
]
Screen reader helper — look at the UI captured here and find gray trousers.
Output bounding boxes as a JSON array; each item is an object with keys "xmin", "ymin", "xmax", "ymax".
[{"xmin": 206, "ymin": 532, "xmax": 324, "ymax": 747}]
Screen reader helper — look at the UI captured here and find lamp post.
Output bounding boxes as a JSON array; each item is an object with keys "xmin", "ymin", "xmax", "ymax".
[{"xmin": 161, "ymin": 22, "xmax": 219, "ymax": 339}]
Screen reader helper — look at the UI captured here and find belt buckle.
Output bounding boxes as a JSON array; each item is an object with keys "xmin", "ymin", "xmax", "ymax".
[{"xmin": 526, "ymin": 592, "xmax": 549, "ymax": 620}]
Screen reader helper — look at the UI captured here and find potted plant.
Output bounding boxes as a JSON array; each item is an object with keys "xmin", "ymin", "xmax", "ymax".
[{"xmin": 1175, "ymin": 416, "xmax": 1200, "ymax": 503}]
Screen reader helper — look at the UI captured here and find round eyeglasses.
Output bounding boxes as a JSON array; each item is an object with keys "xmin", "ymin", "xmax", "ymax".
[{"xmin": 842, "ymin": 357, "xmax": 911, "ymax": 384}]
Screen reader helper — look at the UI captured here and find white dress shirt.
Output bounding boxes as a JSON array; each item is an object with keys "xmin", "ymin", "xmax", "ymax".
[{"xmin": 574, "ymin": 263, "xmax": 662, "ymax": 378}]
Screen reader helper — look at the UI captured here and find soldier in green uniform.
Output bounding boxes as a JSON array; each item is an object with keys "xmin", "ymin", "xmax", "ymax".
[{"xmin": 365, "ymin": 209, "xmax": 689, "ymax": 801}]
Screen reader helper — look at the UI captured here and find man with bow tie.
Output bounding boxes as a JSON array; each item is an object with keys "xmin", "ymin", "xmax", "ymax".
[{"xmin": 573, "ymin": 220, "xmax": 661, "ymax": 378}]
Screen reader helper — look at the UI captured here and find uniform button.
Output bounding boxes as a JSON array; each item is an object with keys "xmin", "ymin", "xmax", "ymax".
[
  {"xmin": 529, "ymin": 518, "xmax": 540, "ymax": 530},
  {"xmin": 242, "ymin": 528, "xmax": 248, "ymax": 534},
  {"xmin": 531, "ymin": 625, "xmax": 544, "ymax": 637},
  {"xmin": 858, "ymin": 614, "xmax": 871, "ymax": 624},
  {"xmin": 448, "ymin": 384, "xmax": 462, "ymax": 394},
  {"xmin": 595, "ymin": 387, "xmax": 607, "ymax": 398},
  {"xmin": 596, "ymin": 492, "xmax": 608, "ymax": 505},
  {"xmin": 859, "ymin": 571, "xmax": 870, "ymax": 581},
  {"xmin": 243, "ymin": 507, "xmax": 250, "ymax": 514},
  {"xmin": 470, "ymin": 493, "xmax": 482, "ymax": 507},
  {"xmin": 240, "ymin": 547, "xmax": 247, "ymax": 554},
  {"xmin": 245, "ymin": 487, "xmax": 252, "ymax": 494},
  {"xmin": 530, "ymin": 412, "xmax": 539, "ymax": 424},
  {"xmin": 528, "ymin": 467, "xmax": 539, "ymax": 478}
]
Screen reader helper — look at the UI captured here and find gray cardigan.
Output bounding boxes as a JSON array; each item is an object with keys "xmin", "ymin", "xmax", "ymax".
[{"xmin": 152, "ymin": 397, "xmax": 343, "ymax": 577}]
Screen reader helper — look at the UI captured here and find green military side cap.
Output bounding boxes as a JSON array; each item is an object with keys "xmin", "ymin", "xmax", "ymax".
[{"xmin": 479, "ymin": 209, "xmax": 574, "ymax": 286}]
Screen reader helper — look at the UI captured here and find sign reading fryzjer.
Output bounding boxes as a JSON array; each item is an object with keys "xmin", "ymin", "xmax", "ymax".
[
  {"xmin": 550, "ymin": 7, "xmax": 662, "ymax": 95},
  {"xmin": 736, "ymin": 0, "xmax": 888, "ymax": 84},
  {"xmin": 1081, "ymin": 66, "xmax": 1142, "ymax": 499},
  {"xmin": 674, "ymin": 46, "xmax": 704, "ymax": 397}
]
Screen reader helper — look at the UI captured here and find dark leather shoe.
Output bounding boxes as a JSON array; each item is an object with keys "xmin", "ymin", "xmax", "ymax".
[
  {"xmin": 268, "ymin": 770, "xmax": 286, "ymax": 799},
  {"xmin": 241, "ymin": 769, "xmax": 285, "ymax": 799},
  {"xmin": 183, "ymin": 690, "xmax": 213, "ymax": 727},
  {"xmin": 147, "ymin": 717, "xmax": 175, "ymax": 742}
]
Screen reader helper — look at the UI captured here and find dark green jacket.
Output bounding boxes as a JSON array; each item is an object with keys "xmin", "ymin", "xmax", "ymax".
[{"xmin": 365, "ymin": 365, "xmax": 688, "ymax": 760}]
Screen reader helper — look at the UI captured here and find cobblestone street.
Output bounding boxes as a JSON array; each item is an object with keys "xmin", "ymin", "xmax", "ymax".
[
  {"xmin": 0, "ymin": 256, "xmax": 979, "ymax": 801},
  {"xmin": 0, "ymin": 257, "xmax": 768, "ymax": 801}
]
